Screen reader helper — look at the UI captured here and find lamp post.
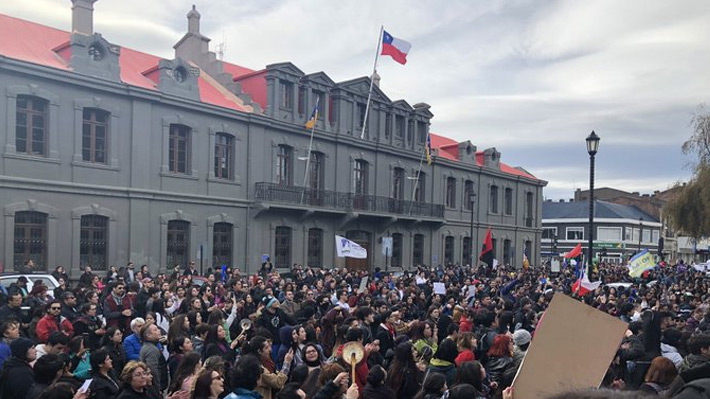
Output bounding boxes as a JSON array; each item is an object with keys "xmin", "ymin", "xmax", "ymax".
[
  {"xmin": 586, "ymin": 131, "xmax": 600, "ymax": 276},
  {"xmin": 469, "ymin": 192, "xmax": 477, "ymax": 266}
]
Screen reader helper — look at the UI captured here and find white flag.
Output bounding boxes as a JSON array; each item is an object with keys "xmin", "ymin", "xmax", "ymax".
[{"xmin": 335, "ymin": 235, "xmax": 367, "ymax": 259}]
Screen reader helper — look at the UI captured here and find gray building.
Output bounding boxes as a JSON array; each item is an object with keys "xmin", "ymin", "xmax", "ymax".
[
  {"xmin": 542, "ymin": 200, "xmax": 660, "ymax": 264},
  {"xmin": 0, "ymin": 2, "xmax": 546, "ymax": 276}
]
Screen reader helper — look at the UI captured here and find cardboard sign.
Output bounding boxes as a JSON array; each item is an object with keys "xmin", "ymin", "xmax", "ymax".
[
  {"xmin": 433, "ymin": 282, "xmax": 446, "ymax": 295},
  {"xmin": 512, "ymin": 293, "xmax": 628, "ymax": 399},
  {"xmin": 358, "ymin": 277, "xmax": 369, "ymax": 294},
  {"xmin": 551, "ymin": 259, "xmax": 560, "ymax": 273}
]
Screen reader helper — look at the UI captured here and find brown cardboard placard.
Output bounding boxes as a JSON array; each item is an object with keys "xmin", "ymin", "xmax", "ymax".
[{"xmin": 512, "ymin": 293, "xmax": 628, "ymax": 399}]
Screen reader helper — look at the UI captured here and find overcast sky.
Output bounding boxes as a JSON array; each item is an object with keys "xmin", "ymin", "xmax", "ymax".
[{"xmin": 2, "ymin": 0, "xmax": 709, "ymax": 200}]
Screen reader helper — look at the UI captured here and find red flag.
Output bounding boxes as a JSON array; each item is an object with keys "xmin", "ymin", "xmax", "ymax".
[
  {"xmin": 479, "ymin": 228, "xmax": 494, "ymax": 266},
  {"xmin": 564, "ymin": 243, "xmax": 582, "ymax": 259}
]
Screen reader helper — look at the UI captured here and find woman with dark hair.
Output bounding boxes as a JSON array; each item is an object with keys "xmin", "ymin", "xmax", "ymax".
[
  {"xmin": 453, "ymin": 361, "xmax": 487, "ymax": 398},
  {"xmin": 191, "ymin": 369, "xmax": 224, "ymax": 399},
  {"xmin": 314, "ymin": 363, "xmax": 350, "ymax": 399},
  {"xmin": 204, "ymin": 325, "xmax": 238, "ymax": 369},
  {"xmin": 638, "ymin": 356, "xmax": 677, "ymax": 396},
  {"xmin": 88, "ymin": 348, "xmax": 120, "ymax": 399},
  {"xmin": 242, "ymin": 336, "xmax": 291, "ymax": 399},
  {"xmin": 412, "ymin": 321, "xmax": 438, "ymax": 359},
  {"xmin": 168, "ymin": 336, "xmax": 194, "ymax": 380},
  {"xmin": 412, "ymin": 372, "xmax": 447, "ymax": 399},
  {"xmin": 187, "ymin": 310, "xmax": 203, "ymax": 335},
  {"xmin": 427, "ymin": 339, "xmax": 458, "ymax": 388},
  {"xmin": 168, "ymin": 351, "xmax": 203, "ymax": 395},
  {"xmin": 101, "ymin": 327, "xmax": 126, "ymax": 374},
  {"xmin": 168, "ymin": 315, "xmax": 191, "ymax": 347},
  {"xmin": 68, "ymin": 335, "xmax": 91, "ymax": 380},
  {"xmin": 302, "ymin": 343, "xmax": 325, "ymax": 398},
  {"xmin": 363, "ymin": 365, "xmax": 395, "ymax": 399},
  {"xmin": 386, "ymin": 341, "xmax": 423, "ymax": 399}
]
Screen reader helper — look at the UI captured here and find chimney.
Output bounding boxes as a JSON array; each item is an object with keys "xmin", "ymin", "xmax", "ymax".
[
  {"xmin": 187, "ymin": 5, "xmax": 200, "ymax": 34},
  {"xmin": 71, "ymin": 0, "xmax": 98, "ymax": 36}
]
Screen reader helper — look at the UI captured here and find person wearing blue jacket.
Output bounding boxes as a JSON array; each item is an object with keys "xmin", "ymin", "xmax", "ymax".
[{"xmin": 123, "ymin": 317, "xmax": 145, "ymax": 361}]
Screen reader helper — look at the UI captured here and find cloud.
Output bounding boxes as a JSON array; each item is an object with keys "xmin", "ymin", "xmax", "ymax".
[{"xmin": 1, "ymin": 0, "xmax": 704, "ymax": 201}]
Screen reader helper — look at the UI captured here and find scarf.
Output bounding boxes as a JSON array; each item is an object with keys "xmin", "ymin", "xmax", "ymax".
[{"xmin": 263, "ymin": 355, "xmax": 276, "ymax": 373}]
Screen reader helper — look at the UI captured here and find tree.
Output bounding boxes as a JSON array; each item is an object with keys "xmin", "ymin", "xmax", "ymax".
[{"xmin": 665, "ymin": 104, "xmax": 710, "ymax": 239}]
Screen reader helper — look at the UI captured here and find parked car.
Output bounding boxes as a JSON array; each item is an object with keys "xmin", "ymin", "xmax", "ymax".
[{"xmin": 0, "ymin": 273, "xmax": 60, "ymax": 296}]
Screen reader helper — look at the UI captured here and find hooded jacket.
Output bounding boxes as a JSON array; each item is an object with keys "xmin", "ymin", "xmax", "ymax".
[
  {"xmin": 0, "ymin": 357, "xmax": 35, "ymax": 399},
  {"xmin": 427, "ymin": 358, "xmax": 456, "ymax": 388}
]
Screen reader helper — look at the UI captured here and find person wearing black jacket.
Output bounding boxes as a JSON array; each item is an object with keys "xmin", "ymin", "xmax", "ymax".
[
  {"xmin": 102, "ymin": 326, "xmax": 127, "ymax": 378},
  {"xmin": 257, "ymin": 298, "xmax": 295, "ymax": 348},
  {"xmin": 27, "ymin": 353, "xmax": 64, "ymax": 399},
  {"xmin": 89, "ymin": 349, "xmax": 121, "ymax": 399},
  {"xmin": 0, "ymin": 337, "xmax": 36, "ymax": 399}
]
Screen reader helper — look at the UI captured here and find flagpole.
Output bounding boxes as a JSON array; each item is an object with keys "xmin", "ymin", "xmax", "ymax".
[
  {"xmin": 360, "ymin": 25, "xmax": 384, "ymax": 140},
  {"xmin": 300, "ymin": 97, "xmax": 319, "ymax": 204},
  {"xmin": 408, "ymin": 131, "xmax": 429, "ymax": 215}
]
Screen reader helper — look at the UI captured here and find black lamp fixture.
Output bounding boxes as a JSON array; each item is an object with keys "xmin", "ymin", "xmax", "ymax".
[{"xmin": 586, "ymin": 131, "xmax": 600, "ymax": 275}]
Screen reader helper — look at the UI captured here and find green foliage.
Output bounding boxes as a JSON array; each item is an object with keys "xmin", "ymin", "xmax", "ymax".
[
  {"xmin": 665, "ymin": 105, "xmax": 710, "ymax": 239},
  {"xmin": 665, "ymin": 163, "xmax": 710, "ymax": 239}
]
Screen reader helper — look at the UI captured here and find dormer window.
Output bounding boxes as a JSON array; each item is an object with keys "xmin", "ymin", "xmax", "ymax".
[
  {"xmin": 491, "ymin": 152, "xmax": 498, "ymax": 161},
  {"xmin": 173, "ymin": 66, "xmax": 188, "ymax": 83},
  {"xmin": 466, "ymin": 145, "xmax": 473, "ymax": 155},
  {"xmin": 88, "ymin": 43, "xmax": 105, "ymax": 61}
]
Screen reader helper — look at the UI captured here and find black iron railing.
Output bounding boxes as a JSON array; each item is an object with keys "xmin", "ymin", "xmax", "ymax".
[{"xmin": 255, "ymin": 182, "xmax": 445, "ymax": 218}]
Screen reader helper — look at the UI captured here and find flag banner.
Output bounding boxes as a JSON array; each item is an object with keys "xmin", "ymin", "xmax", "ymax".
[
  {"xmin": 563, "ymin": 243, "xmax": 582, "ymax": 259},
  {"xmin": 479, "ymin": 228, "xmax": 494, "ymax": 266},
  {"xmin": 305, "ymin": 97, "xmax": 319, "ymax": 129},
  {"xmin": 628, "ymin": 249, "xmax": 656, "ymax": 277},
  {"xmin": 335, "ymin": 235, "xmax": 367, "ymax": 259},
  {"xmin": 523, "ymin": 253, "xmax": 530, "ymax": 270},
  {"xmin": 381, "ymin": 30, "xmax": 411, "ymax": 65},
  {"xmin": 425, "ymin": 134, "xmax": 433, "ymax": 165},
  {"xmin": 572, "ymin": 268, "xmax": 601, "ymax": 296}
]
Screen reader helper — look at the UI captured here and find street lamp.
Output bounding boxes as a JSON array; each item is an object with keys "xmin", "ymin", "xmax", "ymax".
[
  {"xmin": 469, "ymin": 192, "xmax": 477, "ymax": 266},
  {"xmin": 586, "ymin": 131, "xmax": 600, "ymax": 275}
]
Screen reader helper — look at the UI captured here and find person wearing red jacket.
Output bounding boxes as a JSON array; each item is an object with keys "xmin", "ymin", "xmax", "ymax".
[{"xmin": 35, "ymin": 300, "xmax": 74, "ymax": 343}]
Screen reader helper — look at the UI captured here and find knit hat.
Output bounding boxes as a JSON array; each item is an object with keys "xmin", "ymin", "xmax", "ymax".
[
  {"xmin": 10, "ymin": 337, "xmax": 35, "ymax": 360},
  {"xmin": 267, "ymin": 297, "xmax": 279, "ymax": 309},
  {"xmin": 513, "ymin": 329, "xmax": 532, "ymax": 347}
]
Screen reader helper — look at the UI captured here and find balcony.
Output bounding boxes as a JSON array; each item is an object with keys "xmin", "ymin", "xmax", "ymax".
[{"xmin": 254, "ymin": 182, "xmax": 445, "ymax": 219}]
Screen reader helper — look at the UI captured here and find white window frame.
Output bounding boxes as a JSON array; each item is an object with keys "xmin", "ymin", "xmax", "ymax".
[
  {"xmin": 652, "ymin": 230, "xmax": 660, "ymax": 244},
  {"xmin": 624, "ymin": 227, "xmax": 632, "ymax": 241},
  {"xmin": 642, "ymin": 229, "xmax": 652, "ymax": 244},
  {"xmin": 597, "ymin": 226, "xmax": 622, "ymax": 241},
  {"xmin": 542, "ymin": 227, "xmax": 557, "ymax": 241},
  {"xmin": 566, "ymin": 227, "xmax": 584, "ymax": 241}
]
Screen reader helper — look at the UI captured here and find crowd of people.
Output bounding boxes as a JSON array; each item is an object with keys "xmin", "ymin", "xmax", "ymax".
[{"xmin": 1, "ymin": 259, "xmax": 710, "ymax": 399}]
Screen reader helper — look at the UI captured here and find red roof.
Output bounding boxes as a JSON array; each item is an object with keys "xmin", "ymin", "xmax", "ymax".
[
  {"xmin": 0, "ymin": 13, "xmax": 538, "ymax": 181},
  {"xmin": 0, "ymin": 13, "xmax": 254, "ymax": 113},
  {"xmin": 430, "ymin": 133, "xmax": 538, "ymax": 180}
]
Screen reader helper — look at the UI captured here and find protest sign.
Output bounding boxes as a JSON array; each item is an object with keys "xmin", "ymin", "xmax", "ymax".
[
  {"xmin": 358, "ymin": 277, "xmax": 369, "ymax": 293},
  {"xmin": 433, "ymin": 282, "xmax": 446, "ymax": 295},
  {"xmin": 512, "ymin": 293, "xmax": 627, "ymax": 399}
]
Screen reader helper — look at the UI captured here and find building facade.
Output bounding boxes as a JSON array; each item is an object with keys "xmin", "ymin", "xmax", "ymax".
[
  {"xmin": 541, "ymin": 200, "xmax": 660, "ymax": 264},
  {"xmin": 0, "ymin": 2, "xmax": 546, "ymax": 276}
]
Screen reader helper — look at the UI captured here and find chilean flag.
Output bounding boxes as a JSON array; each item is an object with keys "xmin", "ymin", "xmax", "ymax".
[
  {"xmin": 572, "ymin": 268, "xmax": 601, "ymax": 297},
  {"xmin": 381, "ymin": 30, "xmax": 411, "ymax": 65}
]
